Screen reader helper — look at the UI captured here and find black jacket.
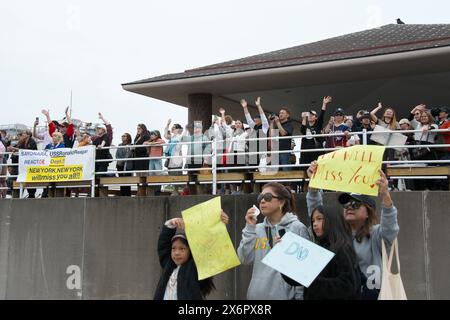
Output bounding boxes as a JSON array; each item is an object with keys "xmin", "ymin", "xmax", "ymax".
[
  {"xmin": 300, "ymin": 109, "xmax": 326, "ymax": 150},
  {"xmin": 283, "ymin": 240, "xmax": 361, "ymax": 300},
  {"xmin": 153, "ymin": 225, "xmax": 204, "ymax": 300}
]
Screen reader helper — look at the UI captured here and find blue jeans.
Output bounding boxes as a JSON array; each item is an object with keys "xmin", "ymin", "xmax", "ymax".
[
  {"xmin": 279, "ymin": 152, "xmax": 291, "ymax": 171},
  {"xmin": 149, "ymin": 159, "xmax": 163, "ymax": 176}
]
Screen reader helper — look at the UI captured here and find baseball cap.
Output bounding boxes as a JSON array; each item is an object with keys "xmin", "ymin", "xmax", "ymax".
[
  {"xmin": 171, "ymin": 228, "xmax": 187, "ymax": 242},
  {"xmin": 399, "ymin": 118, "xmax": 411, "ymax": 126},
  {"xmin": 334, "ymin": 108, "xmax": 345, "ymax": 116},
  {"xmin": 361, "ymin": 111, "xmax": 371, "ymax": 119},
  {"xmin": 338, "ymin": 193, "xmax": 377, "ymax": 210},
  {"xmin": 309, "ymin": 110, "xmax": 318, "ymax": 116}
]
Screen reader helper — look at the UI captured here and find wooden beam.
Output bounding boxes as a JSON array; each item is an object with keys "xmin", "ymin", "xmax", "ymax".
[
  {"xmin": 99, "ymin": 177, "xmax": 142, "ymax": 185},
  {"xmin": 387, "ymin": 166, "xmax": 450, "ymax": 176},
  {"xmin": 253, "ymin": 170, "xmax": 306, "ymax": 181},
  {"xmin": 146, "ymin": 176, "xmax": 189, "ymax": 183},
  {"xmin": 196, "ymin": 173, "xmax": 246, "ymax": 182}
]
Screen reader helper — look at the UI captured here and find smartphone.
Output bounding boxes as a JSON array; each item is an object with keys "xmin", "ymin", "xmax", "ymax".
[
  {"xmin": 278, "ymin": 228, "xmax": 286, "ymax": 238},
  {"xmin": 346, "ymin": 115, "xmax": 353, "ymax": 120},
  {"xmin": 35, "ymin": 117, "xmax": 39, "ymax": 124},
  {"xmin": 301, "ymin": 112, "xmax": 310, "ymax": 118}
]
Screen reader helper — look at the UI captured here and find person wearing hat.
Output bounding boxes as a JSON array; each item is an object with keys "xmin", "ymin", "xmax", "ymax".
[
  {"xmin": 153, "ymin": 211, "xmax": 229, "ymax": 300},
  {"xmin": 299, "ymin": 96, "xmax": 331, "ymax": 169},
  {"xmin": 93, "ymin": 121, "xmax": 113, "ymax": 176},
  {"xmin": 241, "ymin": 97, "xmax": 270, "ymax": 166},
  {"xmin": 144, "ymin": 130, "xmax": 165, "ymax": 176},
  {"xmin": 41, "ymin": 107, "xmax": 75, "ymax": 148},
  {"xmin": 164, "ymin": 119, "xmax": 184, "ymax": 175},
  {"xmin": 305, "ymin": 161, "xmax": 399, "ymax": 299},
  {"xmin": 353, "ymin": 111, "xmax": 375, "ymax": 144},
  {"xmin": 324, "ymin": 107, "xmax": 350, "ymax": 149}
]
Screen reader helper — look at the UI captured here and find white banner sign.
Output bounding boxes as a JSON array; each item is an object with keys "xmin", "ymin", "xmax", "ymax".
[{"xmin": 17, "ymin": 146, "xmax": 95, "ymax": 182}]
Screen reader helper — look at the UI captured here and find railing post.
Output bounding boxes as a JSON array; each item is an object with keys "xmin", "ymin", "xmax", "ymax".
[
  {"xmin": 212, "ymin": 139, "xmax": 217, "ymax": 195},
  {"xmin": 91, "ymin": 148, "xmax": 96, "ymax": 198},
  {"xmin": 19, "ymin": 182, "xmax": 23, "ymax": 198},
  {"xmin": 362, "ymin": 129, "xmax": 367, "ymax": 145}
]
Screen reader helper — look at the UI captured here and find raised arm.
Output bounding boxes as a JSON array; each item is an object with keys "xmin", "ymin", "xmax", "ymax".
[
  {"xmin": 255, "ymin": 97, "xmax": 270, "ymax": 134},
  {"xmin": 241, "ymin": 99, "xmax": 256, "ymax": 129},
  {"xmin": 318, "ymin": 96, "xmax": 331, "ymax": 130},
  {"xmin": 99, "ymin": 112, "xmax": 112, "ymax": 143},
  {"xmin": 65, "ymin": 106, "xmax": 73, "ymax": 124},
  {"xmin": 42, "ymin": 109, "xmax": 55, "ymax": 135},
  {"xmin": 164, "ymin": 119, "xmax": 172, "ymax": 140},
  {"xmin": 370, "ymin": 102, "xmax": 383, "ymax": 123}
]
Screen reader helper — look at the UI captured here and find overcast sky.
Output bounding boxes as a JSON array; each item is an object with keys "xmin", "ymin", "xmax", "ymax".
[{"xmin": 2, "ymin": 0, "xmax": 449, "ymax": 144}]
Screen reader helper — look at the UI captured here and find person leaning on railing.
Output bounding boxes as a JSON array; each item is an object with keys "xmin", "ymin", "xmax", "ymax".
[
  {"xmin": 324, "ymin": 107, "xmax": 350, "ymax": 149},
  {"xmin": 241, "ymin": 97, "xmax": 270, "ymax": 168},
  {"xmin": 180, "ymin": 122, "xmax": 211, "ymax": 172},
  {"xmin": 0, "ymin": 137, "xmax": 6, "ymax": 198},
  {"xmin": 164, "ymin": 119, "xmax": 184, "ymax": 176},
  {"xmin": 93, "ymin": 123, "xmax": 113, "ymax": 177},
  {"xmin": 41, "ymin": 107, "xmax": 75, "ymax": 148},
  {"xmin": 299, "ymin": 96, "xmax": 330, "ymax": 168},
  {"xmin": 116, "ymin": 133, "xmax": 133, "ymax": 196},
  {"xmin": 8, "ymin": 130, "xmax": 37, "ymax": 198},
  {"xmin": 133, "ymin": 123, "xmax": 151, "ymax": 176},
  {"xmin": 144, "ymin": 130, "xmax": 165, "ymax": 176}
]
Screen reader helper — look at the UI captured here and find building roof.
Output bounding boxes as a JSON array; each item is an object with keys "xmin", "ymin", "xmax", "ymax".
[{"xmin": 124, "ymin": 24, "xmax": 450, "ymax": 86}]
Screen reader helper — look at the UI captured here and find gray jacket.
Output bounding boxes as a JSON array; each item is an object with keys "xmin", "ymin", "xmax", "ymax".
[
  {"xmin": 237, "ymin": 212, "xmax": 310, "ymax": 300},
  {"xmin": 306, "ymin": 190, "xmax": 399, "ymax": 290}
]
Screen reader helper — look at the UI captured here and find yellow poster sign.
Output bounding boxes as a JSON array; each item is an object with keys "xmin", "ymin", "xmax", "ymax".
[
  {"xmin": 26, "ymin": 165, "xmax": 84, "ymax": 182},
  {"xmin": 309, "ymin": 145, "xmax": 385, "ymax": 196},
  {"xmin": 182, "ymin": 197, "xmax": 241, "ymax": 280}
]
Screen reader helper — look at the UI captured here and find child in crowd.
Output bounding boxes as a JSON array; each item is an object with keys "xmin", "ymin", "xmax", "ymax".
[
  {"xmin": 153, "ymin": 211, "xmax": 229, "ymax": 300},
  {"xmin": 282, "ymin": 204, "xmax": 361, "ymax": 300}
]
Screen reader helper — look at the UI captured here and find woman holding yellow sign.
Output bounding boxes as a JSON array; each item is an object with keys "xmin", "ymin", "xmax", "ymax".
[{"xmin": 306, "ymin": 161, "xmax": 399, "ymax": 300}]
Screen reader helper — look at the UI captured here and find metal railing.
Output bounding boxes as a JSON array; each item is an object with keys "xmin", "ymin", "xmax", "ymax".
[{"xmin": 1, "ymin": 127, "xmax": 449, "ymax": 198}]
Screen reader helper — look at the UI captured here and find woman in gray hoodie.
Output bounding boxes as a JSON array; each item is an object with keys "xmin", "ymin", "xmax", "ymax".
[
  {"xmin": 237, "ymin": 182, "xmax": 310, "ymax": 300},
  {"xmin": 305, "ymin": 161, "xmax": 399, "ymax": 299}
]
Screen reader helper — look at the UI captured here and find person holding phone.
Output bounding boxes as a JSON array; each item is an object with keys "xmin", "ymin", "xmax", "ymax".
[{"xmin": 237, "ymin": 182, "xmax": 310, "ymax": 300}]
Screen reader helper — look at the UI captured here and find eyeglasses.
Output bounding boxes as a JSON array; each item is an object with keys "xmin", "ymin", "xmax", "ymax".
[
  {"xmin": 342, "ymin": 200, "xmax": 363, "ymax": 210},
  {"xmin": 257, "ymin": 193, "xmax": 282, "ymax": 203}
]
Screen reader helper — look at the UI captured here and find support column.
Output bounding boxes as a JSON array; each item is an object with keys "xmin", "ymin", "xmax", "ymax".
[
  {"xmin": 188, "ymin": 93, "xmax": 212, "ymax": 130},
  {"xmin": 187, "ymin": 94, "xmax": 212, "ymax": 195}
]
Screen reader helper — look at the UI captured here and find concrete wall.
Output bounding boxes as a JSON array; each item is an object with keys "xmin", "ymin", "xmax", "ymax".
[{"xmin": 0, "ymin": 192, "xmax": 448, "ymax": 299}]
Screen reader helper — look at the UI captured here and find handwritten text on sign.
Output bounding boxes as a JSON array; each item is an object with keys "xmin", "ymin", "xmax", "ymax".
[
  {"xmin": 309, "ymin": 145, "xmax": 385, "ymax": 196},
  {"xmin": 182, "ymin": 197, "xmax": 240, "ymax": 280},
  {"xmin": 262, "ymin": 231, "xmax": 335, "ymax": 288}
]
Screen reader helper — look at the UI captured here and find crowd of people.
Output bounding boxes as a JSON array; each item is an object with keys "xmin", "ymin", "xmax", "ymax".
[{"xmin": 1, "ymin": 98, "xmax": 450, "ymax": 198}]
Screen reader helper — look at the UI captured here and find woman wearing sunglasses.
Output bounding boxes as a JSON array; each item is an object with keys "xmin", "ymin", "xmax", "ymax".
[
  {"xmin": 237, "ymin": 182, "xmax": 310, "ymax": 300},
  {"xmin": 306, "ymin": 161, "xmax": 399, "ymax": 300}
]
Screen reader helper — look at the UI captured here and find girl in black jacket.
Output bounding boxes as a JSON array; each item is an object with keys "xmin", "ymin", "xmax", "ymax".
[
  {"xmin": 283, "ymin": 205, "xmax": 361, "ymax": 300},
  {"xmin": 154, "ymin": 213, "xmax": 229, "ymax": 300}
]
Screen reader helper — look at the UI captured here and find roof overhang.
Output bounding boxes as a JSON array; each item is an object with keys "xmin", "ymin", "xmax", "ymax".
[{"xmin": 122, "ymin": 46, "xmax": 450, "ymax": 107}]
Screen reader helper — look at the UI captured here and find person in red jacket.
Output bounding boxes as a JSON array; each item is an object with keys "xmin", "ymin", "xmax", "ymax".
[{"xmin": 41, "ymin": 107, "xmax": 75, "ymax": 148}]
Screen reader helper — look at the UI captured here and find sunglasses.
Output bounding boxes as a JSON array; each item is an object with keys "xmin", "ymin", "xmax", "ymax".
[
  {"xmin": 342, "ymin": 200, "xmax": 363, "ymax": 210},
  {"xmin": 257, "ymin": 193, "xmax": 282, "ymax": 203}
]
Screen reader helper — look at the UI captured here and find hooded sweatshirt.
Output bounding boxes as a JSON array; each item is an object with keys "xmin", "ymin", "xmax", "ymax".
[
  {"xmin": 237, "ymin": 211, "xmax": 310, "ymax": 300},
  {"xmin": 306, "ymin": 190, "xmax": 399, "ymax": 291}
]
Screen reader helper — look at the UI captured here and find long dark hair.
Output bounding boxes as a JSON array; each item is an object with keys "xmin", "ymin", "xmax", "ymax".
[
  {"xmin": 311, "ymin": 205, "xmax": 357, "ymax": 264},
  {"xmin": 135, "ymin": 124, "xmax": 149, "ymax": 143},
  {"xmin": 354, "ymin": 204, "xmax": 379, "ymax": 242},
  {"xmin": 122, "ymin": 133, "xmax": 132, "ymax": 145},
  {"xmin": 172, "ymin": 237, "xmax": 216, "ymax": 297},
  {"xmin": 261, "ymin": 182, "xmax": 297, "ymax": 214}
]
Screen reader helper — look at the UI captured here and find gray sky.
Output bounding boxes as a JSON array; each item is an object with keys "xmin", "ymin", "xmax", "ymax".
[{"xmin": 2, "ymin": 0, "xmax": 449, "ymax": 144}]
